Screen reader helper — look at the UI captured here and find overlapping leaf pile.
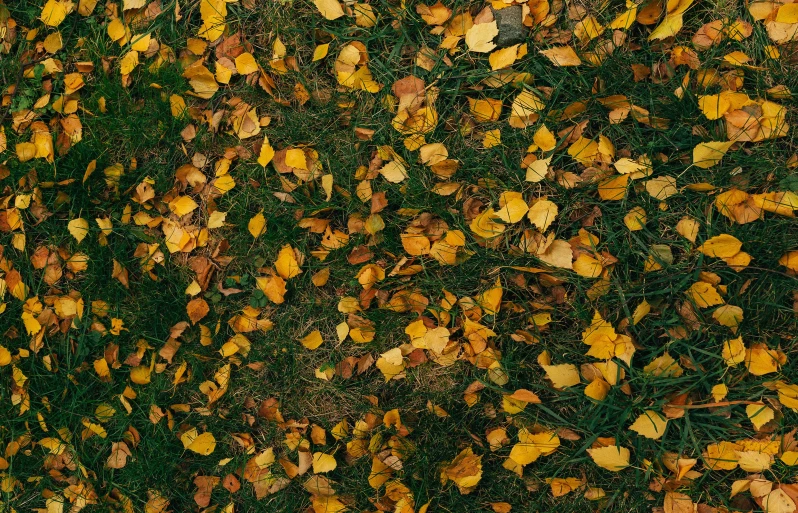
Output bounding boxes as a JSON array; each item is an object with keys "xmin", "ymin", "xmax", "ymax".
[{"xmin": 0, "ymin": 0, "xmax": 797, "ymax": 511}]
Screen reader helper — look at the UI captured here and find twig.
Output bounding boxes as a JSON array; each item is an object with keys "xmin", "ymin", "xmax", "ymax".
[{"xmin": 669, "ymin": 400, "xmax": 759, "ymax": 410}]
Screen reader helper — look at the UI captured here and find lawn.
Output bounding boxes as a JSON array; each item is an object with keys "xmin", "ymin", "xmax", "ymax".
[{"xmin": 0, "ymin": 0, "xmax": 797, "ymax": 512}]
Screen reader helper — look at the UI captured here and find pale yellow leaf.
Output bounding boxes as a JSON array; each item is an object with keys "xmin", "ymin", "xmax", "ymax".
[
  {"xmin": 587, "ymin": 445, "xmax": 630, "ymax": 472},
  {"xmin": 465, "ymin": 21, "xmax": 498, "ymax": 53},
  {"xmin": 68, "ymin": 218, "xmax": 89, "ymax": 243},
  {"xmin": 314, "ymin": 0, "xmax": 344, "ymax": 20}
]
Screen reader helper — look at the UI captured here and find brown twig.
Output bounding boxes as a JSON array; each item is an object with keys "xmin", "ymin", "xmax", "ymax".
[{"xmin": 669, "ymin": 400, "xmax": 760, "ymax": 410}]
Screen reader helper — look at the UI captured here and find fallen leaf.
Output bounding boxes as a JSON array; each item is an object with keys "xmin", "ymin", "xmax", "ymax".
[
  {"xmin": 588, "ymin": 445, "xmax": 630, "ymax": 472},
  {"xmin": 465, "ymin": 21, "xmax": 498, "ymax": 53},
  {"xmin": 540, "ymin": 46, "xmax": 582, "ymax": 66}
]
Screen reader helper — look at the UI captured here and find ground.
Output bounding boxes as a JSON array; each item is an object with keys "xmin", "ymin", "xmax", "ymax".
[{"xmin": 0, "ymin": 0, "xmax": 798, "ymax": 512}]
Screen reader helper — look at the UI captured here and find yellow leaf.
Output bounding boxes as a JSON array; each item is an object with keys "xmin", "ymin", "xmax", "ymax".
[
  {"xmin": 698, "ymin": 93, "xmax": 731, "ymax": 120},
  {"xmin": 541, "ymin": 363, "xmax": 580, "ymax": 388},
  {"xmin": 585, "ymin": 379, "xmax": 610, "ymax": 401},
  {"xmin": 776, "ymin": 3, "xmax": 798, "ymax": 23},
  {"xmin": 301, "ymin": 331, "xmax": 324, "ymax": 350},
  {"xmin": 40, "ymin": 0, "xmax": 73, "ymax": 27},
  {"xmin": 198, "ymin": 0, "xmax": 227, "ymax": 41},
  {"xmin": 488, "ymin": 45, "xmax": 519, "ymax": 71},
  {"xmin": 537, "ymin": 239, "xmax": 573, "ymax": 269},
  {"xmin": 667, "ymin": 0, "xmax": 694, "ymax": 15},
  {"xmin": 722, "ymin": 336, "xmax": 746, "ymax": 366},
  {"xmin": 704, "ymin": 441, "xmax": 740, "ymax": 470},
  {"xmin": 649, "ymin": 13, "xmax": 684, "ymax": 41},
  {"xmin": 312, "ymin": 452, "xmax": 337, "ymax": 473},
  {"xmin": 509, "ymin": 443, "xmax": 541, "ymax": 465},
  {"xmin": 686, "ymin": 281, "xmax": 724, "ymax": 308},
  {"xmin": 248, "ymin": 212, "xmax": 267, "ymax": 238},
  {"xmin": 181, "ymin": 429, "xmax": 216, "ymax": 455},
  {"xmin": 763, "ymin": 489, "xmax": 797, "ymax": 513},
  {"xmin": 780, "ymin": 451, "xmax": 798, "ymax": 466},
  {"xmin": 539, "ymin": 46, "xmax": 581, "ymax": 66},
  {"xmin": 313, "ymin": 44, "xmax": 330, "ymax": 61},
  {"xmin": 609, "ymin": 6, "xmax": 637, "ymax": 29},
  {"xmin": 698, "ymin": 234, "xmax": 742, "ymax": 258},
  {"xmin": 588, "ymin": 445, "xmax": 630, "ymax": 471},
  {"xmin": 275, "ymin": 245, "xmax": 301, "ymax": 279},
  {"xmin": 257, "ymin": 275, "xmax": 287, "ymax": 304},
  {"xmin": 476, "ymin": 278, "xmax": 502, "ymax": 316},
  {"xmin": 321, "ymin": 174, "xmax": 333, "ymax": 201},
  {"xmin": 169, "ymin": 196, "xmax": 199, "ymax": 217},
  {"xmin": 525, "ymin": 156, "xmax": 550, "ymax": 182},
  {"xmin": 736, "ymin": 450, "xmax": 771, "ymax": 472},
  {"xmin": 663, "ymin": 492, "xmax": 694, "ymax": 513},
  {"xmin": 629, "ymin": 411, "xmax": 668, "ymax": 440},
  {"xmin": 0, "ymin": 346, "xmax": 11, "ymax": 366},
  {"xmin": 379, "ymin": 161, "xmax": 408, "ymax": 183},
  {"xmin": 509, "ymin": 89, "xmax": 545, "ymax": 128},
  {"xmin": 368, "ymin": 456, "xmax": 392, "ymax": 489},
  {"xmin": 465, "ymin": 21, "xmax": 498, "ymax": 53},
  {"xmin": 16, "ymin": 142, "xmax": 36, "ymax": 162},
  {"xmin": 130, "ymin": 365, "xmax": 151, "ymax": 384},
  {"xmin": 107, "ymin": 17, "xmax": 127, "ymax": 42},
  {"xmin": 624, "ymin": 206, "xmax": 646, "ymax": 231},
  {"xmin": 218, "ymin": 339, "xmax": 239, "ymax": 358},
  {"xmin": 208, "ymin": 211, "xmax": 226, "ymax": 229},
  {"xmin": 533, "ymin": 124, "xmax": 557, "ymax": 152},
  {"xmin": 598, "ymin": 174, "xmax": 629, "ymax": 201},
  {"xmin": 44, "ymin": 31, "xmax": 64, "ymax": 53},
  {"xmin": 723, "ymin": 51, "xmax": 751, "ymax": 66},
  {"xmin": 483, "ymin": 129, "xmax": 501, "ymax": 148},
  {"xmin": 68, "ymin": 218, "xmax": 89, "ymax": 243},
  {"xmin": 693, "ymin": 141, "xmax": 733, "ymax": 169},
  {"xmin": 401, "ymin": 233, "xmax": 431, "ymax": 255},
  {"xmin": 169, "ymin": 94, "xmax": 187, "ymax": 117},
  {"xmin": 780, "ymin": 251, "xmax": 798, "ymax": 272},
  {"xmin": 21, "ymin": 312, "xmax": 42, "ymax": 336},
  {"xmin": 575, "ymin": 15, "xmax": 604, "ymax": 42},
  {"xmin": 314, "ymin": 0, "xmax": 344, "ymax": 20},
  {"xmin": 526, "ymin": 199, "xmax": 558, "ymax": 232},
  {"xmin": 235, "ymin": 52, "xmax": 258, "ymax": 75},
  {"xmin": 183, "ymin": 64, "xmax": 219, "ymax": 99},
  {"xmin": 573, "ymin": 254, "xmax": 603, "ymax": 278},
  {"xmin": 185, "ymin": 280, "xmax": 202, "ymax": 296},
  {"xmin": 119, "ymin": 50, "xmax": 139, "ymax": 75},
  {"xmin": 675, "ymin": 217, "xmax": 700, "ymax": 242},
  {"xmin": 745, "ymin": 343, "xmax": 782, "ymax": 376},
  {"xmin": 746, "ymin": 403, "xmax": 774, "ymax": 430},
  {"xmin": 470, "ymin": 208, "xmax": 505, "ymax": 239},
  {"xmin": 712, "ymin": 304, "xmax": 743, "ymax": 330},
  {"xmin": 723, "ymin": 250, "xmax": 751, "ymax": 269},
  {"xmin": 711, "ymin": 383, "xmax": 728, "ymax": 401},
  {"xmin": 495, "ymin": 192, "xmax": 528, "ymax": 224},
  {"xmin": 646, "ymin": 176, "xmax": 678, "ymax": 200},
  {"xmin": 632, "ymin": 300, "xmax": 651, "ymax": 325},
  {"xmin": 613, "ymin": 158, "xmax": 647, "ymax": 175},
  {"xmin": 468, "ymin": 98, "xmax": 502, "ymax": 123},
  {"xmin": 443, "ymin": 447, "xmax": 482, "ymax": 493},
  {"xmin": 257, "ymin": 136, "xmax": 275, "ymax": 168},
  {"xmin": 130, "ymin": 33, "xmax": 151, "ymax": 52}
]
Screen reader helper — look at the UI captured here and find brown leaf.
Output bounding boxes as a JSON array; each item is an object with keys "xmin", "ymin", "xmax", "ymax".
[
  {"xmin": 186, "ymin": 297, "xmax": 210, "ymax": 324},
  {"xmin": 106, "ymin": 441, "xmax": 132, "ymax": 469},
  {"xmin": 223, "ymin": 473, "xmax": 241, "ymax": 493},
  {"xmin": 193, "ymin": 476, "xmax": 220, "ymax": 507}
]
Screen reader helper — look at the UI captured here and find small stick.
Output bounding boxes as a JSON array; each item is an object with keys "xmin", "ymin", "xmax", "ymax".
[{"xmin": 669, "ymin": 400, "xmax": 759, "ymax": 410}]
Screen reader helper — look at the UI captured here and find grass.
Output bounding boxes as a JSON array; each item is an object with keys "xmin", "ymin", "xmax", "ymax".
[{"xmin": 0, "ymin": 0, "xmax": 797, "ymax": 512}]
